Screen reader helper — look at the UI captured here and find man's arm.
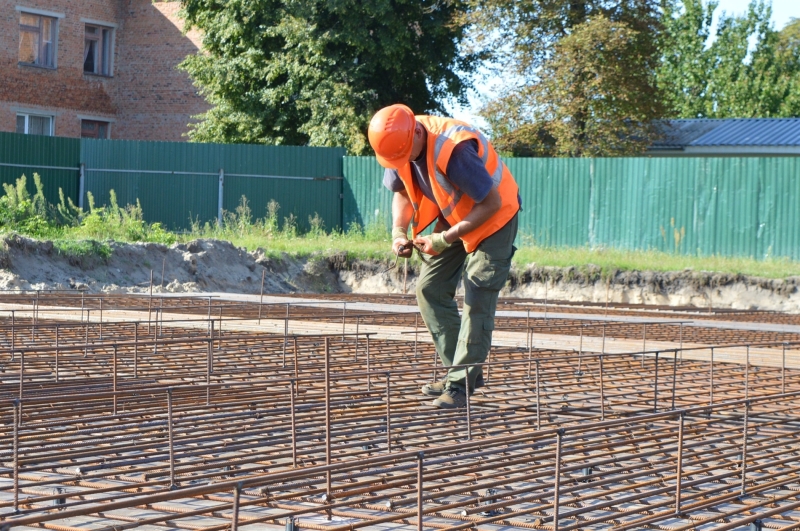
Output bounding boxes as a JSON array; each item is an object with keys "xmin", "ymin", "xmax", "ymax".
[
  {"xmin": 442, "ymin": 187, "xmax": 501, "ymax": 244},
  {"xmin": 392, "ymin": 190, "xmax": 414, "ymax": 258},
  {"xmin": 413, "ymin": 187, "xmax": 501, "ymax": 254}
]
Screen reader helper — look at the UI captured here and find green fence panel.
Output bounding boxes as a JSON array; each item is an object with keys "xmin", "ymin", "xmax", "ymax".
[
  {"xmin": 590, "ymin": 158, "xmax": 698, "ymax": 253},
  {"xmin": 222, "ymin": 144, "xmax": 345, "ymax": 232},
  {"xmin": 81, "ymin": 139, "xmax": 345, "ymax": 231},
  {"xmin": 507, "ymin": 157, "xmax": 592, "ymax": 247},
  {"xmin": 342, "ymin": 156, "xmax": 392, "ymax": 231},
  {"xmin": 766, "ymin": 158, "xmax": 800, "ymax": 259},
  {"xmin": 0, "ymin": 132, "xmax": 80, "ymax": 206},
  {"xmin": 342, "ymin": 155, "xmax": 800, "ymax": 261},
  {"xmin": 81, "ymin": 139, "xmax": 219, "ymax": 230},
  {"xmin": 3, "ymin": 131, "xmax": 799, "ymax": 261}
]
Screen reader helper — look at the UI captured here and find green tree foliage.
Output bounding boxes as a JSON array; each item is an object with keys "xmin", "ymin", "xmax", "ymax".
[
  {"xmin": 658, "ymin": 0, "xmax": 800, "ymax": 118},
  {"xmin": 180, "ymin": 0, "xmax": 478, "ymax": 154},
  {"xmin": 468, "ymin": 0, "xmax": 665, "ymax": 156}
]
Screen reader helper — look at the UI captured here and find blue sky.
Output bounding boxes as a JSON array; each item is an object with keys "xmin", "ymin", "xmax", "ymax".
[{"xmin": 447, "ymin": 0, "xmax": 800, "ymax": 126}]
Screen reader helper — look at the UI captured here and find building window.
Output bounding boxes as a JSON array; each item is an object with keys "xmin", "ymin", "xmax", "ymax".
[
  {"xmin": 16, "ymin": 114, "xmax": 54, "ymax": 136},
  {"xmin": 19, "ymin": 12, "xmax": 57, "ymax": 68},
  {"xmin": 81, "ymin": 119, "xmax": 110, "ymax": 139},
  {"xmin": 84, "ymin": 25, "xmax": 113, "ymax": 76}
]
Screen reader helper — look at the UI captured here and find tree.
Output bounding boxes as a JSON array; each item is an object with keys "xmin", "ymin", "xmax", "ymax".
[
  {"xmin": 538, "ymin": 15, "xmax": 667, "ymax": 156},
  {"xmin": 658, "ymin": 0, "xmax": 800, "ymax": 118},
  {"xmin": 468, "ymin": 0, "xmax": 665, "ymax": 157},
  {"xmin": 180, "ymin": 0, "xmax": 478, "ymax": 154}
]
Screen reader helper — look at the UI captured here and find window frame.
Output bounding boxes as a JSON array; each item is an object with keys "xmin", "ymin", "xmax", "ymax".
[
  {"xmin": 16, "ymin": 112, "xmax": 55, "ymax": 136},
  {"xmin": 80, "ymin": 118, "xmax": 113, "ymax": 139},
  {"xmin": 82, "ymin": 18, "xmax": 117, "ymax": 77},
  {"xmin": 16, "ymin": 6, "xmax": 63, "ymax": 69}
]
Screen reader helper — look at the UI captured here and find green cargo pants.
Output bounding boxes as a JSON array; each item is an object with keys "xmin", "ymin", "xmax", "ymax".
[{"xmin": 416, "ymin": 213, "xmax": 518, "ymax": 391}]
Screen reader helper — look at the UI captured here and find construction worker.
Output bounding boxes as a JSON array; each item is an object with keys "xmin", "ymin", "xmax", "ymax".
[{"xmin": 368, "ymin": 104, "xmax": 520, "ymax": 408}]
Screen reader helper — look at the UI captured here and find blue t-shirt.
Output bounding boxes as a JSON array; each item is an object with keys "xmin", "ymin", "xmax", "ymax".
[{"xmin": 383, "ymin": 140, "xmax": 493, "ymax": 205}]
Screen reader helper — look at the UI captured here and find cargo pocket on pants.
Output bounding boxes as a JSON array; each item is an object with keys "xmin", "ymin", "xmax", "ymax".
[
  {"xmin": 471, "ymin": 257, "xmax": 512, "ymax": 291},
  {"xmin": 466, "ymin": 318, "xmax": 494, "ymax": 344}
]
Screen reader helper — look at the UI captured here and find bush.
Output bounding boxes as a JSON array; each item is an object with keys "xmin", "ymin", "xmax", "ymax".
[
  {"xmin": 0, "ymin": 176, "xmax": 390, "ymax": 260},
  {"xmin": 0, "ymin": 174, "xmax": 54, "ymax": 237},
  {"xmin": 0, "ymin": 174, "xmax": 177, "ymax": 248}
]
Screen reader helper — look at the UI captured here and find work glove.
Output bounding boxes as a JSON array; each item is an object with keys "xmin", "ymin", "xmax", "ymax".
[
  {"xmin": 392, "ymin": 227, "xmax": 412, "ymax": 257},
  {"xmin": 430, "ymin": 232, "xmax": 452, "ymax": 254}
]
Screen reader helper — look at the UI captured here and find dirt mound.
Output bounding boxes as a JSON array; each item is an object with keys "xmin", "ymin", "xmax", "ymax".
[
  {"xmin": 1, "ymin": 235, "xmax": 799, "ymax": 312},
  {"xmin": 506, "ymin": 264, "xmax": 800, "ymax": 312},
  {"xmin": 0, "ymin": 235, "xmax": 345, "ymax": 294}
]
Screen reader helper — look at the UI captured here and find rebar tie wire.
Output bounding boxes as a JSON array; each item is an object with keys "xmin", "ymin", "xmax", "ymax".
[{"xmin": 379, "ymin": 242, "xmax": 430, "ymax": 275}]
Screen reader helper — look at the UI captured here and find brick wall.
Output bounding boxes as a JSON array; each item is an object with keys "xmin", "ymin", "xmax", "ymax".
[
  {"xmin": 111, "ymin": 1, "xmax": 209, "ymax": 141},
  {"xmin": 0, "ymin": 0, "xmax": 209, "ymax": 140}
]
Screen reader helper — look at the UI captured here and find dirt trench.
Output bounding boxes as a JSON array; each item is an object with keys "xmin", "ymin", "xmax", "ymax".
[{"xmin": 1, "ymin": 235, "xmax": 800, "ymax": 312}]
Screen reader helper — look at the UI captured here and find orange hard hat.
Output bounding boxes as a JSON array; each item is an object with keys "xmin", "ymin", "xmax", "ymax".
[{"xmin": 368, "ymin": 104, "xmax": 415, "ymax": 169}]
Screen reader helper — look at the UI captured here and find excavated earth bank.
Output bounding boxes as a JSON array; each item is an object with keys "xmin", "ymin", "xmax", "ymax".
[{"xmin": 2, "ymin": 235, "xmax": 800, "ymax": 312}]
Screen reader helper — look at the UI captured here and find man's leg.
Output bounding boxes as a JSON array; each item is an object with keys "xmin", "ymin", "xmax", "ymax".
[
  {"xmin": 443, "ymin": 214, "xmax": 518, "ymax": 394},
  {"xmin": 416, "ymin": 239, "xmax": 467, "ymax": 367}
]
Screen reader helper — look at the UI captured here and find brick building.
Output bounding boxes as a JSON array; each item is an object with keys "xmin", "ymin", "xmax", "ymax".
[{"xmin": 0, "ymin": 0, "xmax": 210, "ymax": 141}]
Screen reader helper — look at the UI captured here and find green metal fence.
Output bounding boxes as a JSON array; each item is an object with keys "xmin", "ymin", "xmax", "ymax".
[
  {"xmin": 0, "ymin": 132, "xmax": 80, "ymax": 205},
  {"xmin": 0, "ymin": 133, "xmax": 345, "ymax": 232},
  {"xmin": 342, "ymin": 156, "xmax": 394, "ymax": 231},
  {"xmin": 342, "ymin": 155, "xmax": 800, "ymax": 260},
  {"xmin": 2, "ymin": 131, "xmax": 799, "ymax": 260},
  {"xmin": 81, "ymin": 139, "xmax": 345, "ymax": 231}
]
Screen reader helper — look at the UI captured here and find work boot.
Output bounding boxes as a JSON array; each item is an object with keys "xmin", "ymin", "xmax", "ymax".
[
  {"xmin": 432, "ymin": 386, "xmax": 468, "ymax": 409},
  {"xmin": 421, "ymin": 375, "xmax": 485, "ymax": 397},
  {"xmin": 420, "ymin": 378, "xmax": 449, "ymax": 397}
]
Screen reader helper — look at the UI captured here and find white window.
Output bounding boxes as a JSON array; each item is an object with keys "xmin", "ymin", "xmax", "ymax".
[
  {"xmin": 19, "ymin": 12, "xmax": 57, "ymax": 68},
  {"xmin": 16, "ymin": 113, "xmax": 54, "ymax": 136},
  {"xmin": 84, "ymin": 24, "xmax": 113, "ymax": 76},
  {"xmin": 81, "ymin": 119, "xmax": 110, "ymax": 139}
]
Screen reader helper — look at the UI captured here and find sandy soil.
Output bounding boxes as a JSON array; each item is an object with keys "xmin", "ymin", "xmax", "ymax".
[{"xmin": 2, "ymin": 234, "xmax": 799, "ymax": 312}]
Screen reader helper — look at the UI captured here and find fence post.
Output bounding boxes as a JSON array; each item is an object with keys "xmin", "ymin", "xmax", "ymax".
[
  {"xmin": 217, "ymin": 168, "xmax": 225, "ymax": 225},
  {"xmin": 79, "ymin": 163, "xmax": 85, "ymax": 209}
]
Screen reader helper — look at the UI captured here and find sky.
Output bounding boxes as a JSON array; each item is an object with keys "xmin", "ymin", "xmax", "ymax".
[{"xmin": 446, "ymin": 0, "xmax": 800, "ymax": 127}]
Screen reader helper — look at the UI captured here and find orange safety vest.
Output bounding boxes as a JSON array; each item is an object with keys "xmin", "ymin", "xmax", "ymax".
[{"xmin": 395, "ymin": 115, "xmax": 520, "ymax": 253}]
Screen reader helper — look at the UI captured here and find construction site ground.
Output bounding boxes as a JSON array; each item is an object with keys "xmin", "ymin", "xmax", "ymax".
[{"xmin": 2, "ymin": 291, "xmax": 800, "ymax": 530}]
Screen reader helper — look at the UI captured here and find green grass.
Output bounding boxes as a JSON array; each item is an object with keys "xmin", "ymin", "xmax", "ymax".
[
  {"xmin": 54, "ymin": 240, "xmax": 113, "ymax": 261},
  {"xmin": 512, "ymin": 246, "xmax": 800, "ymax": 279},
  {"xmin": 3, "ymin": 174, "xmax": 800, "ymax": 279},
  {"xmin": 205, "ymin": 234, "xmax": 800, "ymax": 279}
]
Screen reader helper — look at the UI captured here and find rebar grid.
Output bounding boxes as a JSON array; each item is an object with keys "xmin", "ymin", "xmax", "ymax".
[
  {"xmin": 2, "ymin": 292, "xmax": 800, "ymax": 530},
  {"xmin": 2, "ymin": 288, "xmax": 795, "ymax": 325},
  {"xmin": 4, "ymin": 394, "xmax": 800, "ymax": 530},
  {"xmin": 3, "ymin": 296, "xmax": 800, "ymax": 348}
]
